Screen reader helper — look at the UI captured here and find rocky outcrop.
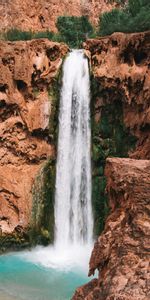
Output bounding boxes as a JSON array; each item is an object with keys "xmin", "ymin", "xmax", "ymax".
[
  {"xmin": 84, "ymin": 31, "xmax": 150, "ymax": 238},
  {"xmin": 0, "ymin": 0, "xmax": 123, "ymax": 32},
  {"xmin": 0, "ymin": 39, "xmax": 68, "ymax": 250},
  {"xmin": 72, "ymin": 31, "xmax": 150, "ymax": 300},
  {"xmin": 84, "ymin": 31, "xmax": 150, "ymax": 160},
  {"xmin": 73, "ymin": 158, "xmax": 150, "ymax": 300}
]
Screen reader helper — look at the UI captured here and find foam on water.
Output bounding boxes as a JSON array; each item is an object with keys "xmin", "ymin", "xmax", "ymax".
[
  {"xmin": 20, "ymin": 243, "xmax": 93, "ymax": 272},
  {"xmin": 0, "ymin": 248, "xmax": 92, "ymax": 300}
]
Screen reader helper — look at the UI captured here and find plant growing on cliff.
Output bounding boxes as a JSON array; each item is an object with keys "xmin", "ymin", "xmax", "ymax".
[
  {"xmin": 2, "ymin": 16, "xmax": 94, "ymax": 47},
  {"xmin": 3, "ymin": 29, "xmax": 54, "ymax": 41},
  {"xmin": 99, "ymin": 0, "xmax": 150, "ymax": 35},
  {"xmin": 56, "ymin": 16, "xmax": 94, "ymax": 47},
  {"xmin": 33, "ymin": 31, "xmax": 54, "ymax": 40},
  {"xmin": 4, "ymin": 29, "xmax": 33, "ymax": 41}
]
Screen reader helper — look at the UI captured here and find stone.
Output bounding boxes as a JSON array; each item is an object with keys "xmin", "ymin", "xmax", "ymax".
[
  {"xmin": 0, "ymin": 0, "xmax": 124, "ymax": 32},
  {"xmin": 0, "ymin": 39, "xmax": 68, "ymax": 242},
  {"xmin": 84, "ymin": 31, "xmax": 150, "ymax": 159},
  {"xmin": 72, "ymin": 158, "xmax": 150, "ymax": 300}
]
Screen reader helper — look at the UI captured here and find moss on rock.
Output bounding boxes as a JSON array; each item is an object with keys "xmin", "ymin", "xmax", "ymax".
[
  {"xmin": 30, "ymin": 158, "xmax": 56, "ymax": 246},
  {"xmin": 29, "ymin": 71, "xmax": 62, "ymax": 246},
  {"xmin": 0, "ymin": 230, "xmax": 31, "ymax": 254},
  {"xmin": 91, "ymin": 76, "xmax": 137, "ymax": 237}
]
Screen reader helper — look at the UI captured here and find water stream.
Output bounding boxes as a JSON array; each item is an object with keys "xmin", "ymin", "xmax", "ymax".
[
  {"xmin": 0, "ymin": 50, "xmax": 93, "ymax": 300},
  {"xmin": 55, "ymin": 49, "xmax": 93, "ymax": 246}
]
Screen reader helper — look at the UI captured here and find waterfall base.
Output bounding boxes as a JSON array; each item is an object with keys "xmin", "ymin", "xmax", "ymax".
[{"xmin": 0, "ymin": 244, "xmax": 93, "ymax": 300}]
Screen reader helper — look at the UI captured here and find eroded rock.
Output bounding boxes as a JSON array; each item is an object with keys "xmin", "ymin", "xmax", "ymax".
[
  {"xmin": 0, "ymin": 0, "xmax": 123, "ymax": 32},
  {"xmin": 0, "ymin": 39, "xmax": 68, "ymax": 249},
  {"xmin": 72, "ymin": 158, "xmax": 150, "ymax": 300},
  {"xmin": 84, "ymin": 31, "xmax": 150, "ymax": 159}
]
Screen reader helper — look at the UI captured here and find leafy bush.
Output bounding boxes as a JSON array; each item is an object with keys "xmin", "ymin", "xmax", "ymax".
[
  {"xmin": 107, "ymin": 0, "xmax": 126, "ymax": 3},
  {"xmin": 4, "ymin": 29, "xmax": 33, "ymax": 41},
  {"xmin": 33, "ymin": 31, "xmax": 53, "ymax": 40},
  {"xmin": 99, "ymin": 9, "xmax": 128, "ymax": 36},
  {"xmin": 99, "ymin": 0, "xmax": 150, "ymax": 35},
  {"xmin": 56, "ymin": 16, "xmax": 94, "ymax": 47},
  {"xmin": 3, "ymin": 28, "xmax": 54, "ymax": 41},
  {"xmin": 2, "ymin": 16, "xmax": 94, "ymax": 48}
]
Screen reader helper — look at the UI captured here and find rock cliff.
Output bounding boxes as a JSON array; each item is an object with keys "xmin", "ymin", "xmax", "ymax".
[
  {"xmin": 73, "ymin": 158, "xmax": 150, "ymax": 300},
  {"xmin": 72, "ymin": 31, "xmax": 150, "ymax": 299},
  {"xmin": 0, "ymin": 0, "xmax": 122, "ymax": 32},
  {"xmin": 84, "ymin": 31, "xmax": 150, "ymax": 160},
  {"xmin": 0, "ymin": 39, "xmax": 68, "ymax": 251}
]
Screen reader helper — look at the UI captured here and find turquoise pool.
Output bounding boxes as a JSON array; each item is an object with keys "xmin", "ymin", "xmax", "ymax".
[{"xmin": 0, "ymin": 245, "xmax": 92, "ymax": 300}]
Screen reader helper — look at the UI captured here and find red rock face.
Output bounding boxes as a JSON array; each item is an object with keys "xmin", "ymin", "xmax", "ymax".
[
  {"xmin": 73, "ymin": 158, "xmax": 150, "ymax": 300},
  {"xmin": 0, "ymin": 0, "xmax": 123, "ymax": 32},
  {"xmin": 0, "ymin": 39, "xmax": 68, "ymax": 237},
  {"xmin": 72, "ymin": 32, "xmax": 150, "ymax": 300},
  {"xmin": 84, "ymin": 31, "xmax": 150, "ymax": 159}
]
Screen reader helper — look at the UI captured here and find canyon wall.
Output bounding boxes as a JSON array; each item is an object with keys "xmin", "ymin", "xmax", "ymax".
[
  {"xmin": 0, "ymin": 39, "xmax": 68, "ymax": 251},
  {"xmin": 73, "ymin": 158, "xmax": 150, "ymax": 300},
  {"xmin": 85, "ymin": 31, "xmax": 150, "ymax": 160},
  {"xmin": 0, "ymin": 0, "xmax": 123, "ymax": 32},
  {"xmin": 72, "ymin": 31, "xmax": 150, "ymax": 299},
  {"xmin": 87, "ymin": 31, "xmax": 150, "ymax": 236}
]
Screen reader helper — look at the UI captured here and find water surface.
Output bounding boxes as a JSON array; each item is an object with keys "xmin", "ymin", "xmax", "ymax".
[{"xmin": 0, "ymin": 245, "xmax": 92, "ymax": 300}]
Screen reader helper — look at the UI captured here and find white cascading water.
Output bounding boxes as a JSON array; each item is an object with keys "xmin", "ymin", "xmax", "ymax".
[
  {"xmin": 21, "ymin": 50, "xmax": 93, "ymax": 273},
  {"xmin": 55, "ymin": 49, "xmax": 93, "ymax": 248}
]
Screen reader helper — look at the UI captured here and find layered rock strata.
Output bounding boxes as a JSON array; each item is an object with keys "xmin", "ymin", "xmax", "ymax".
[
  {"xmin": 0, "ymin": 39, "xmax": 68, "ymax": 251},
  {"xmin": 73, "ymin": 158, "xmax": 150, "ymax": 300}
]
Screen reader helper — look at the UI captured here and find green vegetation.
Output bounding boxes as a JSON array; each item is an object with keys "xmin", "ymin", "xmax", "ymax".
[
  {"xmin": 31, "ymin": 159, "xmax": 56, "ymax": 246},
  {"xmin": 91, "ymin": 77, "xmax": 137, "ymax": 237},
  {"xmin": 2, "ymin": 16, "xmax": 94, "ymax": 48},
  {"xmin": 3, "ymin": 29, "xmax": 54, "ymax": 42},
  {"xmin": 4, "ymin": 29, "xmax": 32, "ymax": 41},
  {"xmin": 92, "ymin": 176, "xmax": 109, "ymax": 235},
  {"xmin": 107, "ymin": 0, "xmax": 126, "ymax": 3},
  {"xmin": 0, "ymin": 231, "xmax": 30, "ymax": 254},
  {"xmin": 30, "ymin": 77, "xmax": 61, "ymax": 246},
  {"xmin": 56, "ymin": 16, "xmax": 94, "ymax": 47},
  {"xmin": 48, "ymin": 68, "xmax": 62, "ymax": 142},
  {"xmin": 2, "ymin": 1, "xmax": 149, "ymax": 46},
  {"xmin": 99, "ymin": 0, "xmax": 150, "ymax": 36}
]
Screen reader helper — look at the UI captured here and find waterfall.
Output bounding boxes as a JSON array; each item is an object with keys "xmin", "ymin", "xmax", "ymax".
[
  {"xmin": 12, "ymin": 50, "xmax": 94, "ymax": 279},
  {"xmin": 55, "ymin": 49, "xmax": 93, "ymax": 247}
]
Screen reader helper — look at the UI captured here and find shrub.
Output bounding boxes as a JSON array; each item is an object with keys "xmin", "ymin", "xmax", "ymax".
[
  {"xmin": 33, "ymin": 31, "xmax": 53, "ymax": 40},
  {"xmin": 99, "ymin": 9, "xmax": 128, "ymax": 36},
  {"xmin": 2, "ymin": 16, "xmax": 94, "ymax": 48},
  {"xmin": 99, "ymin": 0, "xmax": 150, "ymax": 36},
  {"xmin": 4, "ymin": 29, "xmax": 33, "ymax": 41},
  {"xmin": 56, "ymin": 16, "xmax": 94, "ymax": 48},
  {"xmin": 3, "ymin": 29, "xmax": 55, "ymax": 41}
]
